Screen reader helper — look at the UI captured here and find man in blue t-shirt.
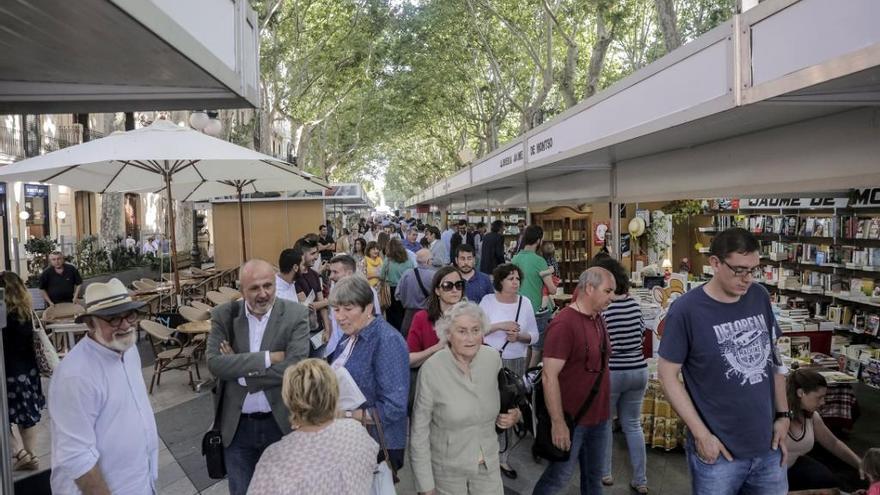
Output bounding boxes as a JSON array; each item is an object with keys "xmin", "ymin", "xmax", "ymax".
[
  {"xmin": 658, "ymin": 228, "xmax": 790, "ymax": 495},
  {"xmin": 453, "ymin": 244, "xmax": 493, "ymax": 303}
]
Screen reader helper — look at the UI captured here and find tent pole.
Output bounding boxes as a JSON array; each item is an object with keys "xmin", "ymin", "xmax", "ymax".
[
  {"xmin": 164, "ymin": 166, "xmax": 181, "ymax": 304},
  {"xmin": 238, "ymin": 186, "xmax": 247, "ymax": 262}
]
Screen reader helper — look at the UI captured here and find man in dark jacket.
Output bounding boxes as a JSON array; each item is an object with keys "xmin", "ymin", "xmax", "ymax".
[{"xmin": 479, "ymin": 220, "xmax": 506, "ymax": 275}]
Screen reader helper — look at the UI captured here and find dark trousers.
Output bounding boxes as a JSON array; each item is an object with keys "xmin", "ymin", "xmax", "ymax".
[
  {"xmin": 386, "ymin": 287, "xmax": 405, "ymax": 331},
  {"xmin": 224, "ymin": 414, "xmax": 283, "ymax": 495},
  {"xmin": 787, "ymin": 455, "xmax": 838, "ymax": 491}
]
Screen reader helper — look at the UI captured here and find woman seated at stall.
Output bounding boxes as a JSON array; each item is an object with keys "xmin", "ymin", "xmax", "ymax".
[{"xmin": 785, "ymin": 368, "xmax": 863, "ymax": 492}]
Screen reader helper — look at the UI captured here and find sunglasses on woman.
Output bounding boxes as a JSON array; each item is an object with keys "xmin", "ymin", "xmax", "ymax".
[{"xmin": 438, "ymin": 280, "xmax": 465, "ymax": 292}]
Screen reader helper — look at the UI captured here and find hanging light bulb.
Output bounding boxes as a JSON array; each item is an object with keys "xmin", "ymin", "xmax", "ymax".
[{"xmin": 189, "ymin": 110, "xmax": 209, "ymax": 130}]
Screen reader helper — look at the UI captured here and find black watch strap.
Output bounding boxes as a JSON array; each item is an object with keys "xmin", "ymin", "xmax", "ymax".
[{"xmin": 775, "ymin": 411, "xmax": 793, "ymax": 420}]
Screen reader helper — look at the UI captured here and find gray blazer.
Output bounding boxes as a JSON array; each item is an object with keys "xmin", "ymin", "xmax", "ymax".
[{"xmin": 206, "ymin": 298, "xmax": 310, "ymax": 446}]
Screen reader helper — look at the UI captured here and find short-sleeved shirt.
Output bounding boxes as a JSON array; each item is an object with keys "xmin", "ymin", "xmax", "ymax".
[
  {"xmin": 406, "ymin": 310, "xmax": 439, "ymax": 353},
  {"xmin": 318, "ymin": 235, "xmax": 335, "ymax": 262},
  {"xmin": 463, "ymin": 271, "xmax": 494, "ymax": 304},
  {"xmin": 542, "ymin": 306, "xmax": 610, "ymax": 426},
  {"xmin": 39, "ymin": 263, "xmax": 82, "ymax": 304},
  {"xmin": 511, "ymin": 250, "xmax": 549, "ymax": 313},
  {"xmin": 658, "ymin": 283, "xmax": 782, "ymax": 459},
  {"xmin": 295, "ymin": 269, "xmax": 324, "ymax": 331}
]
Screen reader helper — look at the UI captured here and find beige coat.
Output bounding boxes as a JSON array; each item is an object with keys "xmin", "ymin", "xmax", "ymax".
[{"xmin": 410, "ymin": 346, "xmax": 503, "ymax": 493}]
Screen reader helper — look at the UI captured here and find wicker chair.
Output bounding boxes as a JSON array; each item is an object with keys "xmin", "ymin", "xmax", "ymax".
[
  {"xmin": 42, "ymin": 303, "xmax": 85, "ymax": 323},
  {"xmin": 132, "ymin": 280, "xmax": 155, "ymax": 292},
  {"xmin": 217, "ymin": 287, "xmax": 241, "ymax": 299},
  {"xmin": 206, "ymin": 291, "xmax": 234, "ymax": 306},
  {"xmin": 179, "ymin": 305, "xmax": 210, "ymax": 322},
  {"xmin": 140, "ymin": 320, "xmax": 200, "ymax": 393},
  {"xmin": 189, "ymin": 300, "xmax": 213, "ymax": 311},
  {"xmin": 139, "ymin": 278, "xmax": 159, "ymax": 288}
]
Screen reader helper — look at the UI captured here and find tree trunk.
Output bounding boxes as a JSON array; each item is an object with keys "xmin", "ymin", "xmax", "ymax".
[
  {"xmin": 561, "ymin": 42, "xmax": 579, "ymax": 108},
  {"xmin": 585, "ymin": 5, "xmax": 614, "ymax": 99},
  {"xmin": 654, "ymin": 0, "xmax": 682, "ymax": 53}
]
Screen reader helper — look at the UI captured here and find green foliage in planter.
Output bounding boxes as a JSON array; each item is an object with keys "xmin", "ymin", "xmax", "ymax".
[
  {"xmin": 661, "ymin": 200, "xmax": 704, "ymax": 224},
  {"xmin": 75, "ymin": 236, "xmax": 110, "ymax": 278}
]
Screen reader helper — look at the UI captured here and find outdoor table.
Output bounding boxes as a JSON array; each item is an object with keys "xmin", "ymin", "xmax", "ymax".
[{"xmin": 46, "ymin": 321, "xmax": 89, "ymax": 353}]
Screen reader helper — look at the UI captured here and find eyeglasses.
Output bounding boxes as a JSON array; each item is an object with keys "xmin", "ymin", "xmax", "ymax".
[
  {"xmin": 439, "ymin": 280, "xmax": 465, "ymax": 292},
  {"xmin": 95, "ymin": 311, "xmax": 140, "ymax": 329},
  {"xmin": 721, "ymin": 260, "xmax": 762, "ymax": 279}
]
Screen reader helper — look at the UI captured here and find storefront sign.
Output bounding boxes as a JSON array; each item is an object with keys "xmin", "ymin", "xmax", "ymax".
[
  {"xmin": 24, "ymin": 184, "xmax": 48, "ymax": 197},
  {"xmin": 472, "ymin": 142, "xmax": 524, "ymax": 183},
  {"xmin": 739, "ymin": 189, "xmax": 880, "ymax": 209},
  {"xmin": 739, "ymin": 197, "xmax": 848, "ymax": 209}
]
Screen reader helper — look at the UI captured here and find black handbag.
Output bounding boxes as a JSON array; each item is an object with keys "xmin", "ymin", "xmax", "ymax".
[
  {"xmin": 201, "ymin": 303, "xmax": 239, "ymax": 479},
  {"xmin": 497, "ymin": 296, "xmax": 526, "ymax": 414},
  {"xmin": 532, "ymin": 320, "xmax": 607, "ymax": 463}
]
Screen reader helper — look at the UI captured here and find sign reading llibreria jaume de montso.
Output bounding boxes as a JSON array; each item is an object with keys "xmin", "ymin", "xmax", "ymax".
[{"xmin": 739, "ymin": 188, "xmax": 880, "ymax": 210}]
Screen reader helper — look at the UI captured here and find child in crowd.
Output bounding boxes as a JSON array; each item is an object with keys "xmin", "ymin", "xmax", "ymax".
[{"xmin": 864, "ymin": 448, "xmax": 880, "ymax": 495}]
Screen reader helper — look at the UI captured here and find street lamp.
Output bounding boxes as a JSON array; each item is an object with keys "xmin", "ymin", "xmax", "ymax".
[{"xmin": 186, "ymin": 110, "xmax": 224, "ymax": 267}]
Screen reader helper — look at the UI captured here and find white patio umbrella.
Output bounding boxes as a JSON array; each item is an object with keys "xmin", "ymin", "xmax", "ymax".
[{"xmin": 0, "ymin": 119, "xmax": 327, "ymax": 293}]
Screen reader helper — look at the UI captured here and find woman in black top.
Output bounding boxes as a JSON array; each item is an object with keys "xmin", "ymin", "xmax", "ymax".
[{"xmin": 2, "ymin": 271, "xmax": 45, "ymax": 470}]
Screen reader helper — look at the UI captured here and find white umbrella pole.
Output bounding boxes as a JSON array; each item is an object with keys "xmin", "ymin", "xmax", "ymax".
[
  {"xmin": 164, "ymin": 166, "xmax": 181, "ymax": 305},
  {"xmin": 238, "ymin": 186, "xmax": 247, "ymax": 262}
]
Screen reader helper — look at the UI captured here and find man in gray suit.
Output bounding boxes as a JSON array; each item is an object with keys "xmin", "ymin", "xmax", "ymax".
[{"xmin": 206, "ymin": 259, "xmax": 311, "ymax": 495}]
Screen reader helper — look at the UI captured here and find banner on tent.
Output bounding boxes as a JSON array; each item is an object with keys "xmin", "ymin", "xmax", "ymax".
[{"xmin": 739, "ymin": 189, "xmax": 880, "ymax": 210}]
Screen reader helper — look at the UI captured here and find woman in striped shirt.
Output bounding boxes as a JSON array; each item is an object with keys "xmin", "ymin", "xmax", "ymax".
[{"xmin": 592, "ymin": 256, "xmax": 649, "ymax": 494}]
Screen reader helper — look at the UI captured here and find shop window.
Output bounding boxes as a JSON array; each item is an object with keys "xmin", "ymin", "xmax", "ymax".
[{"xmin": 24, "ymin": 184, "xmax": 49, "ymax": 239}]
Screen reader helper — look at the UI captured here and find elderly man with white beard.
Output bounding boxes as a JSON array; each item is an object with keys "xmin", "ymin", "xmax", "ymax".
[{"xmin": 48, "ymin": 278, "xmax": 157, "ymax": 495}]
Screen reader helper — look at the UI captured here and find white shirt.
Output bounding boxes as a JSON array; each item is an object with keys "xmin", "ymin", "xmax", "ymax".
[
  {"xmin": 49, "ymin": 336, "xmax": 158, "ymax": 495},
  {"xmin": 240, "ymin": 304, "xmax": 274, "ymax": 413},
  {"xmin": 479, "ymin": 293, "xmax": 539, "ymax": 359},
  {"xmin": 275, "ymin": 273, "xmax": 297, "ymax": 302}
]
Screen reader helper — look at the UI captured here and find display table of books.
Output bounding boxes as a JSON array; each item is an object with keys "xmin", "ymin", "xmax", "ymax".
[{"xmin": 641, "ymin": 379, "xmax": 687, "ymax": 450}]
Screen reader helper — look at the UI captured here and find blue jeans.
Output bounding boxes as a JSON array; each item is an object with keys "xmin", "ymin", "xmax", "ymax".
[
  {"xmin": 686, "ymin": 439, "xmax": 787, "ymax": 495},
  {"xmin": 224, "ymin": 415, "xmax": 283, "ymax": 495},
  {"xmin": 603, "ymin": 367, "xmax": 648, "ymax": 486},
  {"xmin": 533, "ymin": 421, "xmax": 610, "ymax": 495},
  {"xmin": 532, "ymin": 310, "xmax": 553, "ymax": 349}
]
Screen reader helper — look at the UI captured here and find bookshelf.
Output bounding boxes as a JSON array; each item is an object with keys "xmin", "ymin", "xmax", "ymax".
[
  {"xmin": 532, "ymin": 206, "xmax": 591, "ymax": 294},
  {"xmin": 703, "ymin": 207, "xmax": 880, "ymax": 345}
]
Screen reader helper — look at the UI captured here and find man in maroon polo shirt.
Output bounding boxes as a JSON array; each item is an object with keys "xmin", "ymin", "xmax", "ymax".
[{"xmin": 534, "ymin": 266, "xmax": 616, "ymax": 495}]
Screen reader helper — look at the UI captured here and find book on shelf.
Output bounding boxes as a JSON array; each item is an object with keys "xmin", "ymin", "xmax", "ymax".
[
  {"xmin": 776, "ymin": 336, "xmax": 791, "ymax": 357},
  {"xmin": 830, "ymin": 335, "xmax": 851, "ymax": 355},
  {"xmin": 862, "ymin": 359, "xmax": 880, "ymax": 389},
  {"xmin": 791, "ymin": 336, "xmax": 811, "ymax": 361}
]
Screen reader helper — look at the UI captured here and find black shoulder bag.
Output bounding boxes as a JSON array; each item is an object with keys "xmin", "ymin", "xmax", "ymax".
[
  {"xmin": 532, "ymin": 315, "xmax": 608, "ymax": 463},
  {"xmin": 413, "ymin": 268, "xmax": 430, "ymax": 299},
  {"xmin": 201, "ymin": 302, "xmax": 239, "ymax": 479},
  {"xmin": 498, "ymin": 296, "xmax": 526, "ymax": 413}
]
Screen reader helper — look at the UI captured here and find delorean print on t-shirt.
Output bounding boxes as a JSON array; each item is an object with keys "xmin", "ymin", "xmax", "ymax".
[{"xmin": 712, "ymin": 313, "xmax": 773, "ymax": 386}]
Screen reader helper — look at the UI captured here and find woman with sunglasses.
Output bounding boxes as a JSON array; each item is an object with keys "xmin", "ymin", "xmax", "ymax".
[
  {"xmin": 479, "ymin": 263, "xmax": 538, "ymax": 479},
  {"xmin": 408, "ymin": 266, "xmax": 466, "ymax": 367}
]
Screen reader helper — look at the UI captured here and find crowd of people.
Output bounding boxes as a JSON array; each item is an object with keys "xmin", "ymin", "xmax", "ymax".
[{"xmin": 5, "ymin": 216, "xmax": 880, "ymax": 495}]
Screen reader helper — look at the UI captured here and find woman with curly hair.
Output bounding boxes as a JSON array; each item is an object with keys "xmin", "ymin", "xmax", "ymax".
[{"xmin": 2, "ymin": 271, "xmax": 45, "ymax": 470}]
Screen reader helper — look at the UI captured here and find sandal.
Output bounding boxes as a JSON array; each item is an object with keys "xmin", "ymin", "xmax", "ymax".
[
  {"xmin": 601, "ymin": 475, "xmax": 614, "ymax": 486},
  {"xmin": 13, "ymin": 449, "xmax": 39, "ymax": 471},
  {"xmin": 630, "ymin": 481, "xmax": 648, "ymax": 494}
]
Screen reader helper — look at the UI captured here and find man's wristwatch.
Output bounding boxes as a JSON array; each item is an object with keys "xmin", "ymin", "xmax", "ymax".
[
  {"xmin": 775, "ymin": 411, "xmax": 793, "ymax": 420},
  {"xmin": 344, "ymin": 410, "xmax": 354, "ymax": 419}
]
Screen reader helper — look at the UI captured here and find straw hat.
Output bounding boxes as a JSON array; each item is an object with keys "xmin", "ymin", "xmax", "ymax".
[
  {"xmin": 628, "ymin": 217, "xmax": 646, "ymax": 237},
  {"xmin": 75, "ymin": 278, "xmax": 146, "ymax": 323}
]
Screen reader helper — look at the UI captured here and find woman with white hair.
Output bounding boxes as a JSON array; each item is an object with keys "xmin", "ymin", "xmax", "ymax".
[{"xmin": 410, "ymin": 301, "xmax": 521, "ymax": 495}]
